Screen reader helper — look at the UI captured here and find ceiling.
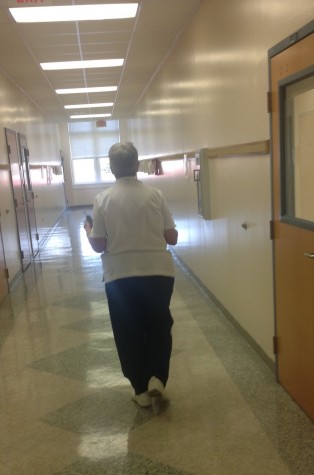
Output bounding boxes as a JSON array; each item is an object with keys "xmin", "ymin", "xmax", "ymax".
[{"xmin": 0, "ymin": 0, "xmax": 200, "ymax": 123}]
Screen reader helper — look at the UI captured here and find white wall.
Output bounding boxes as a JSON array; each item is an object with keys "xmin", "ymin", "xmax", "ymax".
[
  {"xmin": 133, "ymin": 155, "xmax": 274, "ymax": 360},
  {"xmin": 128, "ymin": 0, "xmax": 313, "ymax": 155},
  {"xmin": 122, "ymin": 0, "xmax": 313, "ymax": 362}
]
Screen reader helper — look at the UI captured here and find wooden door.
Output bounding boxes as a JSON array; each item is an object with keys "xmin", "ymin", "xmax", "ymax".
[
  {"xmin": 5, "ymin": 128, "xmax": 32, "ymax": 271},
  {"xmin": 18, "ymin": 134, "xmax": 39, "ymax": 257},
  {"xmin": 0, "ymin": 222, "xmax": 8, "ymax": 303},
  {"xmin": 269, "ymin": 26, "xmax": 314, "ymax": 421}
]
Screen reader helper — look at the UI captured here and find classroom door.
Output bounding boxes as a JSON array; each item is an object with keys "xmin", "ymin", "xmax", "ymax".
[
  {"xmin": 18, "ymin": 134, "xmax": 39, "ymax": 257},
  {"xmin": 0, "ymin": 225, "xmax": 8, "ymax": 303},
  {"xmin": 5, "ymin": 128, "xmax": 32, "ymax": 271},
  {"xmin": 270, "ymin": 28, "xmax": 314, "ymax": 421}
]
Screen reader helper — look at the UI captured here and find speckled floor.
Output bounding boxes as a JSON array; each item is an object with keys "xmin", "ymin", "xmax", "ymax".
[{"xmin": 0, "ymin": 209, "xmax": 313, "ymax": 475}]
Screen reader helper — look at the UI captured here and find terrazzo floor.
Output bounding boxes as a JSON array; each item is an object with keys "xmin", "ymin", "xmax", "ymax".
[{"xmin": 0, "ymin": 209, "xmax": 313, "ymax": 475}]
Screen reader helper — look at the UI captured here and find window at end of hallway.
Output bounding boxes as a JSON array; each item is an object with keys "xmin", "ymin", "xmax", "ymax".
[{"xmin": 68, "ymin": 120, "xmax": 120, "ymax": 185}]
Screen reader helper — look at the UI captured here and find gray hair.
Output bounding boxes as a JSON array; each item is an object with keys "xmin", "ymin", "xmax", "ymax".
[{"xmin": 109, "ymin": 142, "xmax": 138, "ymax": 178}]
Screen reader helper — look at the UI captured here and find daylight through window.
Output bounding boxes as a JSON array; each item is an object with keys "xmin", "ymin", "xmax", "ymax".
[{"xmin": 68, "ymin": 120, "xmax": 120, "ymax": 184}]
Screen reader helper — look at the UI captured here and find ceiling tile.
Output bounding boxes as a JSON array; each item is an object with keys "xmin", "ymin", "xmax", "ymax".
[{"xmin": 0, "ymin": 0, "xmax": 201, "ymax": 121}]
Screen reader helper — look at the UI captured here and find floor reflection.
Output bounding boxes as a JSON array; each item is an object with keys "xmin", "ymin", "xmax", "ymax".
[{"xmin": 0, "ymin": 208, "xmax": 313, "ymax": 475}]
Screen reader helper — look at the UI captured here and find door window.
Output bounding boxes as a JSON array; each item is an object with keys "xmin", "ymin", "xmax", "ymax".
[{"xmin": 280, "ymin": 68, "xmax": 314, "ymax": 227}]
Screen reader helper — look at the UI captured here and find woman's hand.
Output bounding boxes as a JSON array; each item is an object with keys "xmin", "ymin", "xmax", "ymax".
[{"xmin": 84, "ymin": 215, "xmax": 93, "ymax": 234}]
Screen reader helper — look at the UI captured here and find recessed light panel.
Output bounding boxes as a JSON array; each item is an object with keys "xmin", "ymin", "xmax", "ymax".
[
  {"xmin": 64, "ymin": 103, "xmax": 114, "ymax": 109},
  {"xmin": 56, "ymin": 86, "xmax": 117, "ymax": 94},
  {"xmin": 41, "ymin": 59, "xmax": 123, "ymax": 71},
  {"xmin": 70, "ymin": 113, "xmax": 112, "ymax": 119},
  {"xmin": 9, "ymin": 4, "xmax": 138, "ymax": 23}
]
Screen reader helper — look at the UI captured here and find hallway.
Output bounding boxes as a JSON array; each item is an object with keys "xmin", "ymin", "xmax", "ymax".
[{"xmin": 0, "ymin": 209, "xmax": 313, "ymax": 475}]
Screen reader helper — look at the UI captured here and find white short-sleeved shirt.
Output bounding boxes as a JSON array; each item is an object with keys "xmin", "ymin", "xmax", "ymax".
[{"xmin": 91, "ymin": 176, "xmax": 176, "ymax": 283}]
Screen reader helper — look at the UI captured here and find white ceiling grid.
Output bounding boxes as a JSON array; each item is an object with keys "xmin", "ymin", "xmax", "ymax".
[{"xmin": 0, "ymin": 0, "xmax": 200, "ymax": 122}]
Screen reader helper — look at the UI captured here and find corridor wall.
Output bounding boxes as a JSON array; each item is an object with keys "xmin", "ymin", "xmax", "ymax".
[
  {"xmin": 124, "ymin": 0, "xmax": 313, "ymax": 362},
  {"xmin": 0, "ymin": 73, "xmax": 66, "ymax": 286}
]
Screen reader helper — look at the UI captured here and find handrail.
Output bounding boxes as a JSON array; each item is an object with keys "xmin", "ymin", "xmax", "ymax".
[
  {"xmin": 146, "ymin": 140, "xmax": 270, "ymax": 163},
  {"xmin": 203, "ymin": 140, "xmax": 270, "ymax": 158},
  {"xmin": 29, "ymin": 163, "xmax": 62, "ymax": 169}
]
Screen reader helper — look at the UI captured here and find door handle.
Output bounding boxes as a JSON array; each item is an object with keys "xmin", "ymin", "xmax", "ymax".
[
  {"xmin": 304, "ymin": 252, "xmax": 314, "ymax": 259},
  {"xmin": 193, "ymin": 169, "xmax": 200, "ymax": 182}
]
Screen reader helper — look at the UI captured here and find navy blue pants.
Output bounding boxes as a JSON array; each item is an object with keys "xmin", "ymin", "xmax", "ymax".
[{"xmin": 105, "ymin": 276, "xmax": 174, "ymax": 395}]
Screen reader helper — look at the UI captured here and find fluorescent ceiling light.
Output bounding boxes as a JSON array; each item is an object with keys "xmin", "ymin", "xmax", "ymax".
[
  {"xmin": 70, "ymin": 113, "xmax": 111, "ymax": 119},
  {"xmin": 65, "ymin": 103, "xmax": 114, "ymax": 109},
  {"xmin": 9, "ymin": 4, "xmax": 138, "ymax": 23},
  {"xmin": 41, "ymin": 59, "xmax": 123, "ymax": 71},
  {"xmin": 56, "ymin": 86, "xmax": 117, "ymax": 94}
]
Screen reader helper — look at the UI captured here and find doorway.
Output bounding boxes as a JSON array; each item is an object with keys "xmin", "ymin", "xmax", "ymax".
[
  {"xmin": 18, "ymin": 134, "xmax": 39, "ymax": 257},
  {"xmin": 0, "ymin": 224, "xmax": 8, "ymax": 303},
  {"xmin": 269, "ymin": 22, "xmax": 314, "ymax": 421},
  {"xmin": 5, "ymin": 128, "xmax": 33, "ymax": 271}
]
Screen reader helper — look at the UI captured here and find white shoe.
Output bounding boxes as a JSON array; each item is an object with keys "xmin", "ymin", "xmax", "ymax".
[
  {"xmin": 148, "ymin": 377, "xmax": 165, "ymax": 398},
  {"xmin": 132, "ymin": 391, "xmax": 152, "ymax": 408}
]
